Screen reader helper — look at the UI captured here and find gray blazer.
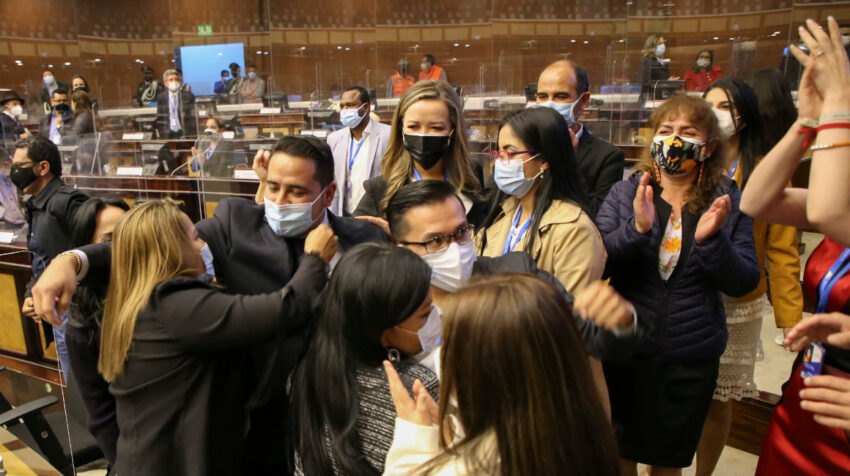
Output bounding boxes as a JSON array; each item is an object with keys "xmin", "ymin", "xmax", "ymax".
[{"xmin": 327, "ymin": 119, "xmax": 392, "ymax": 216}]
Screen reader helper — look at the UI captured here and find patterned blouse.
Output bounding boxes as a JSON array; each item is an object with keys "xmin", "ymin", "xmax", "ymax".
[{"xmin": 659, "ymin": 214, "xmax": 683, "ymax": 280}]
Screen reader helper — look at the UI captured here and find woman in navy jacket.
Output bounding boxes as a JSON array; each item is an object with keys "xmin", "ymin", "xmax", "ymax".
[{"xmin": 596, "ymin": 95, "xmax": 759, "ymax": 474}]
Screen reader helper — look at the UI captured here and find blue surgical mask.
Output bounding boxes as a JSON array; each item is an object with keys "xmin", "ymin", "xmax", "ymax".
[
  {"xmin": 44, "ymin": 75, "xmax": 55, "ymax": 86},
  {"xmin": 493, "ymin": 155, "xmax": 542, "ymax": 197},
  {"xmin": 536, "ymin": 101, "xmax": 575, "ymax": 127},
  {"xmin": 200, "ymin": 243, "xmax": 215, "ymax": 277},
  {"xmin": 264, "ymin": 187, "xmax": 326, "ymax": 237},
  {"xmin": 340, "ymin": 104, "xmax": 366, "ymax": 129},
  {"xmin": 656, "ymin": 43, "xmax": 666, "ymax": 57}
]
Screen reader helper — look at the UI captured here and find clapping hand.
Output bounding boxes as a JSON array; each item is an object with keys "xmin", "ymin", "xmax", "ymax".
[
  {"xmin": 695, "ymin": 195, "xmax": 731, "ymax": 243},
  {"xmin": 384, "ymin": 360, "xmax": 438, "ymax": 427},
  {"xmin": 633, "ymin": 173, "xmax": 655, "ymax": 234}
]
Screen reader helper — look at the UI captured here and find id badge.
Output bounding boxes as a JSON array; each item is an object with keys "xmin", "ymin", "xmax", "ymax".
[{"xmin": 801, "ymin": 342, "xmax": 826, "ymax": 379}]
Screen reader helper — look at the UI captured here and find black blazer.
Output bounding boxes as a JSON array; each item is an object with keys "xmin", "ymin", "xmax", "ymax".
[
  {"xmin": 575, "ymin": 130, "xmax": 626, "ymax": 217},
  {"xmin": 38, "ymin": 109, "xmax": 76, "ymax": 142},
  {"xmin": 78, "ymin": 198, "xmax": 388, "ymax": 473},
  {"xmin": 353, "ymin": 173, "xmax": 489, "ymax": 228},
  {"xmin": 155, "ymin": 90, "xmax": 197, "ymax": 138},
  {"xmin": 475, "ymin": 251, "xmax": 642, "ymax": 362},
  {"xmin": 111, "ymin": 255, "xmax": 327, "ymax": 476},
  {"xmin": 194, "ymin": 141, "xmax": 246, "ymax": 178},
  {"xmin": 70, "ymin": 110, "xmax": 95, "ymax": 136},
  {"xmin": 0, "ymin": 112, "xmax": 24, "ymax": 147}
]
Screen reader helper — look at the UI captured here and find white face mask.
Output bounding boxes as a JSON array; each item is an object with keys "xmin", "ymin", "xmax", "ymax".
[
  {"xmin": 712, "ymin": 107, "xmax": 738, "ymax": 140},
  {"xmin": 397, "ymin": 305, "xmax": 443, "ymax": 362},
  {"xmin": 696, "ymin": 58, "xmax": 711, "ymax": 69},
  {"xmin": 247, "ymin": 71, "xmax": 257, "ymax": 80},
  {"xmin": 420, "ymin": 62, "xmax": 429, "ymax": 71},
  {"xmin": 535, "ymin": 100, "xmax": 576, "ymax": 127},
  {"xmin": 420, "ymin": 241, "xmax": 477, "ymax": 292},
  {"xmin": 44, "ymin": 75, "xmax": 55, "ymax": 86},
  {"xmin": 264, "ymin": 187, "xmax": 326, "ymax": 237},
  {"xmin": 8, "ymin": 105, "xmax": 23, "ymax": 117},
  {"xmin": 167, "ymin": 81, "xmax": 181, "ymax": 92},
  {"xmin": 339, "ymin": 104, "xmax": 366, "ymax": 129},
  {"xmin": 655, "ymin": 43, "xmax": 666, "ymax": 57},
  {"xmin": 493, "ymin": 155, "xmax": 542, "ymax": 197},
  {"xmin": 200, "ymin": 243, "xmax": 215, "ymax": 277}
]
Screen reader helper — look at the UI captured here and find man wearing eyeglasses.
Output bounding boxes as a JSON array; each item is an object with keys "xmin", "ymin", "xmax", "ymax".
[{"xmin": 386, "ymin": 179, "xmax": 641, "ymax": 361}]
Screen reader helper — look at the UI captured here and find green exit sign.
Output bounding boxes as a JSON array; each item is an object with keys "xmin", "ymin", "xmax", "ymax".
[{"xmin": 198, "ymin": 24, "xmax": 213, "ymax": 37}]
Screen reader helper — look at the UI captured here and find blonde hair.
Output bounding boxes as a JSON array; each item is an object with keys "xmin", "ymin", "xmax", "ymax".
[
  {"xmin": 99, "ymin": 199, "xmax": 198, "ymax": 382},
  {"xmin": 380, "ymin": 80, "xmax": 480, "ymax": 212},
  {"xmin": 642, "ymin": 34, "xmax": 662, "ymax": 58}
]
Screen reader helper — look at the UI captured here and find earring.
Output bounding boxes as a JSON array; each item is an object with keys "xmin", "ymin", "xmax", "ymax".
[
  {"xmin": 697, "ymin": 162, "xmax": 705, "ymax": 186},
  {"xmin": 386, "ymin": 347, "xmax": 401, "ymax": 363},
  {"xmin": 653, "ymin": 162, "xmax": 661, "ymax": 182}
]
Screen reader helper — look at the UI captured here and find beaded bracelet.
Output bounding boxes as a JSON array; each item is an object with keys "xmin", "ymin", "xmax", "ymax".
[{"xmin": 810, "ymin": 141, "xmax": 850, "ymax": 152}]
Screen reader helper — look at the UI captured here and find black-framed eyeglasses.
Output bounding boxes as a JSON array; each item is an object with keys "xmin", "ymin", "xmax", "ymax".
[
  {"xmin": 489, "ymin": 149, "xmax": 538, "ymax": 165},
  {"xmin": 400, "ymin": 224, "xmax": 475, "ymax": 254}
]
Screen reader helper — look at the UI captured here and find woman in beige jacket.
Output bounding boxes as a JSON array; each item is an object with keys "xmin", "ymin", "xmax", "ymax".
[
  {"xmin": 475, "ymin": 107, "xmax": 606, "ymax": 295},
  {"xmin": 382, "ymin": 274, "xmax": 618, "ymax": 476}
]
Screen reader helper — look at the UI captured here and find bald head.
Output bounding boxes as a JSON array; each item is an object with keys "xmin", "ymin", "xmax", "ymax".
[{"xmin": 535, "ymin": 60, "xmax": 590, "ymax": 125}]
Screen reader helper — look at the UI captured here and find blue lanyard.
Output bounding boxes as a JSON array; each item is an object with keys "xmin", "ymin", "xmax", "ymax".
[
  {"xmin": 501, "ymin": 205, "xmax": 534, "ymax": 255},
  {"xmin": 348, "ymin": 136, "xmax": 366, "ymax": 173},
  {"xmin": 205, "ymin": 142, "xmax": 218, "ymax": 160},
  {"xmin": 412, "ymin": 167, "xmax": 448, "ymax": 182},
  {"xmin": 727, "ymin": 157, "xmax": 739, "ymax": 179},
  {"xmin": 817, "ymin": 248, "xmax": 850, "ymax": 313}
]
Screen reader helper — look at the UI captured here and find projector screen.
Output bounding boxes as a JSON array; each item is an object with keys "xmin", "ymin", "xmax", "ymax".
[{"xmin": 175, "ymin": 43, "xmax": 245, "ymax": 96}]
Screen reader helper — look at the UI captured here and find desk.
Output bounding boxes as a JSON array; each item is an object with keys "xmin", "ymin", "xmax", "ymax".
[{"xmin": 0, "ymin": 426, "xmax": 62, "ymax": 476}]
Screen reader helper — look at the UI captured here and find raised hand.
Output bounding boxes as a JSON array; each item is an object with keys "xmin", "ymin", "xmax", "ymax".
[
  {"xmin": 633, "ymin": 172, "xmax": 655, "ymax": 234},
  {"xmin": 252, "ymin": 149, "xmax": 270, "ymax": 182},
  {"xmin": 695, "ymin": 195, "xmax": 731, "ymax": 243},
  {"xmin": 785, "ymin": 312, "xmax": 850, "ymax": 352},
  {"xmin": 573, "ymin": 281, "xmax": 636, "ymax": 331},
  {"xmin": 791, "ymin": 17, "xmax": 850, "ymax": 105},
  {"xmin": 304, "ymin": 224, "xmax": 338, "ymax": 264},
  {"xmin": 384, "ymin": 360, "xmax": 438, "ymax": 427}
]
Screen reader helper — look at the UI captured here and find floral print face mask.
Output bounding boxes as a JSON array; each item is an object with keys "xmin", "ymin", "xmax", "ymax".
[{"xmin": 650, "ymin": 134, "xmax": 707, "ymax": 176}]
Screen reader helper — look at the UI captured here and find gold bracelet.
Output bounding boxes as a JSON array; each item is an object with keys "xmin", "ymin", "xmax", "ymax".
[
  {"xmin": 58, "ymin": 251, "xmax": 82, "ymax": 274},
  {"xmin": 810, "ymin": 141, "xmax": 850, "ymax": 152}
]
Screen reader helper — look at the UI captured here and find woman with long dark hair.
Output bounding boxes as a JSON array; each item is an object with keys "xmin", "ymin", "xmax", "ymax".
[
  {"xmin": 382, "ymin": 273, "xmax": 619, "ymax": 476},
  {"xmin": 475, "ymin": 106, "xmax": 603, "ymax": 295},
  {"xmin": 684, "ymin": 49, "xmax": 722, "ymax": 92},
  {"xmin": 64, "ymin": 196, "xmax": 129, "ymax": 470},
  {"xmin": 289, "ymin": 242, "xmax": 440, "ymax": 475},
  {"xmin": 697, "ymin": 78, "xmax": 803, "ymax": 476},
  {"xmin": 748, "ymin": 68, "xmax": 798, "ymax": 156},
  {"xmin": 596, "ymin": 95, "xmax": 759, "ymax": 475}
]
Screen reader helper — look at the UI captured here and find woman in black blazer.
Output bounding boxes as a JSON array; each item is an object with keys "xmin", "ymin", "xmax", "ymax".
[
  {"xmin": 98, "ymin": 198, "xmax": 337, "ymax": 476},
  {"xmin": 352, "ymin": 80, "xmax": 488, "ymax": 227}
]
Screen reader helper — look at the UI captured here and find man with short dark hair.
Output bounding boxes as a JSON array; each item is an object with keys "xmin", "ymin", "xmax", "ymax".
[
  {"xmin": 12, "ymin": 135, "xmax": 87, "ymax": 377},
  {"xmin": 226, "ymin": 62, "xmax": 243, "ymax": 98},
  {"xmin": 155, "ymin": 69, "xmax": 197, "ymax": 139},
  {"xmin": 38, "ymin": 88, "xmax": 74, "ymax": 146},
  {"xmin": 31, "ymin": 135, "xmax": 387, "ymax": 474},
  {"xmin": 239, "ymin": 63, "xmax": 265, "ymax": 103},
  {"xmin": 213, "ymin": 69, "xmax": 230, "ymax": 95},
  {"xmin": 39, "ymin": 69, "xmax": 70, "ymax": 115},
  {"xmin": 418, "ymin": 54, "xmax": 448, "ymax": 82},
  {"xmin": 536, "ymin": 59, "xmax": 625, "ymax": 217},
  {"xmin": 386, "ymin": 179, "xmax": 640, "ymax": 359},
  {"xmin": 328, "ymin": 86, "xmax": 392, "ymax": 216},
  {"xmin": 133, "ymin": 66, "xmax": 163, "ymax": 107}
]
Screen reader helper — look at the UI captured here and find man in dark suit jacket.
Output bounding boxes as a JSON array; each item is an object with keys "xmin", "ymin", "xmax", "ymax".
[
  {"xmin": 155, "ymin": 69, "xmax": 197, "ymax": 139},
  {"xmin": 39, "ymin": 69, "xmax": 71, "ymax": 115},
  {"xmin": 33, "ymin": 135, "xmax": 387, "ymax": 474},
  {"xmin": 535, "ymin": 60, "xmax": 625, "ymax": 217},
  {"xmin": 38, "ymin": 89, "xmax": 75, "ymax": 146}
]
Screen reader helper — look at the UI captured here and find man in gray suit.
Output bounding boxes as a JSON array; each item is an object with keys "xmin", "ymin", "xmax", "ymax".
[{"xmin": 328, "ymin": 86, "xmax": 391, "ymax": 216}]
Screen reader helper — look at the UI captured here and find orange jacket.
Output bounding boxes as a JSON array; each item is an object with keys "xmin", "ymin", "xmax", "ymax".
[
  {"xmin": 390, "ymin": 73, "xmax": 415, "ymax": 97},
  {"xmin": 418, "ymin": 65, "xmax": 445, "ymax": 82}
]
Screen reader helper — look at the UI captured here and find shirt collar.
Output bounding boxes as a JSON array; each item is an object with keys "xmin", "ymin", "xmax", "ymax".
[
  {"xmin": 27, "ymin": 176, "xmax": 63, "ymax": 210},
  {"xmin": 574, "ymin": 123, "xmax": 584, "ymax": 140}
]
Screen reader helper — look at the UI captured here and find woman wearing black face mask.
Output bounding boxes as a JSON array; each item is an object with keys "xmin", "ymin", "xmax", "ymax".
[{"xmin": 352, "ymin": 80, "xmax": 487, "ymax": 227}]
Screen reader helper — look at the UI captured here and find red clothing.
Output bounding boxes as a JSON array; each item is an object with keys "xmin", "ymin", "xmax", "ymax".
[
  {"xmin": 684, "ymin": 66, "xmax": 722, "ymax": 92},
  {"xmin": 756, "ymin": 237, "xmax": 850, "ymax": 475},
  {"xmin": 418, "ymin": 65, "xmax": 445, "ymax": 81}
]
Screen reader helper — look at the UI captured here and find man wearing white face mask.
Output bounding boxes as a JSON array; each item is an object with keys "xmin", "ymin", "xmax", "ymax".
[
  {"xmin": 238, "ymin": 63, "xmax": 266, "ymax": 104},
  {"xmin": 386, "ymin": 179, "xmax": 644, "ymax": 362},
  {"xmin": 328, "ymin": 86, "xmax": 392, "ymax": 217},
  {"xmin": 39, "ymin": 69, "xmax": 70, "ymax": 116},
  {"xmin": 0, "ymin": 90, "xmax": 28, "ymax": 149},
  {"xmin": 535, "ymin": 60, "xmax": 625, "ymax": 217},
  {"xmin": 31, "ymin": 135, "xmax": 389, "ymax": 473},
  {"xmin": 155, "ymin": 69, "xmax": 197, "ymax": 139}
]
